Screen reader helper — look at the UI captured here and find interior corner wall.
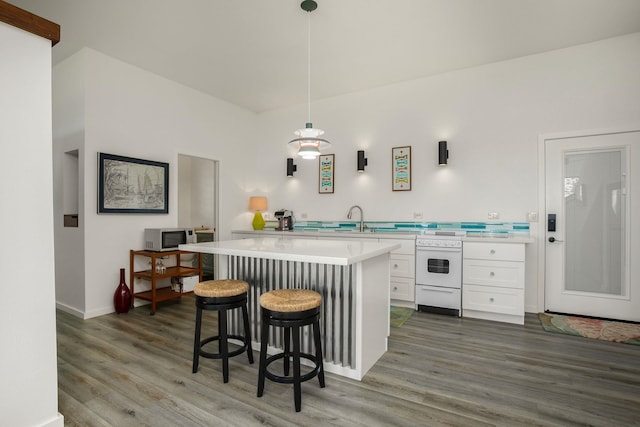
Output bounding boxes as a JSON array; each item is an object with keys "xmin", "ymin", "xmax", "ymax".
[
  {"xmin": 70, "ymin": 48, "xmax": 255, "ymax": 318},
  {"xmin": 0, "ymin": 22, "xmax": 62, "ymax": 427},
  {"xmin": 253, "ymin": 32, "xmax": 640, "ymax": 312},
  {"xmin": 52, "ymin": 50, "xmax": 87, "ymax": 317}
]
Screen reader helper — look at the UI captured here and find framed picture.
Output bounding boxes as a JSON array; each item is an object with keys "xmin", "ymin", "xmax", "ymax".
[
  {"xmin": 98, "ymin": 152, "xmax": 169, "ymax": 213},
  {"xmin": 319, "ymin": 154, "xmax": 335, "ymax": 194},
  {"xmin": 392, "ymin": 146, "xmax": 411, "ymax": 191}
]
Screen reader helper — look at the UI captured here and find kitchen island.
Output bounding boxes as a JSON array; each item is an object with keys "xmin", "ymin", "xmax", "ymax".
[{"xmin": 180, "ymin": 237, "xmax": 400, "ymax": 380}]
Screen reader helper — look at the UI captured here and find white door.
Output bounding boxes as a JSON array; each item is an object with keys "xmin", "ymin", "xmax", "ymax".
[{"xmin": 545, "ymin": 130, "xmax": 640, "ymax": 321}]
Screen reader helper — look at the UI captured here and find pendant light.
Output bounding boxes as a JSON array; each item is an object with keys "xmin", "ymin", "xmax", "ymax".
[{"xmin": 288, "ymin": 0, "xmax": 331, "ymax": 159}]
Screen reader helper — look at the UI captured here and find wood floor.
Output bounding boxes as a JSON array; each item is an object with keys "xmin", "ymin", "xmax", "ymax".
[{"xmin": 57, "ymin": 297, "xmax": 640, "ymax": 426}]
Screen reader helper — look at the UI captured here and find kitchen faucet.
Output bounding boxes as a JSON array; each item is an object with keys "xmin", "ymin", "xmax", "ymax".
[{"xmin": 347, "ymin": 205, "xmax": 365, "ymax": 232}]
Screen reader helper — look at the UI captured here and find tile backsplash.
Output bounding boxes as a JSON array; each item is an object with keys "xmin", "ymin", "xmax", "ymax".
[{"xmin": 289, "ymin": 221, "xmax": 530, "ymax": 235}]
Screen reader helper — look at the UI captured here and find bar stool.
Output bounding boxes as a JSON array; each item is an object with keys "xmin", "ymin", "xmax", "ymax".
[
  {"xmin": 257, "ymin": 289, "xmax": 325, "ymax": 412},
  {"xmin": 192, "ymin": 279, "xmax": 253, "ymax": 383}
]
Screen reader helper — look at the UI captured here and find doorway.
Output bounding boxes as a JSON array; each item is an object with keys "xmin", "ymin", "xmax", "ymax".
[
  {"xmin": 543, "ymin": 130, "xmax": 640, "ymax": 321},
  {"xmin": 178, "ymin": 154, "xmax": 218, "ymax": 280}
]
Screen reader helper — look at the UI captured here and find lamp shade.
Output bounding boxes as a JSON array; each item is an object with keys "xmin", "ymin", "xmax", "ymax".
[{"xmin": 248, "ymin": 196, "xmax": 267, "ymax": 211}]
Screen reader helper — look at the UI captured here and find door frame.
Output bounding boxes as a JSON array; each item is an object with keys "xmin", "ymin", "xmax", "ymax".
[{"xmin": 536, "ymin": 125, "xmax": 640, "ymax": 314}]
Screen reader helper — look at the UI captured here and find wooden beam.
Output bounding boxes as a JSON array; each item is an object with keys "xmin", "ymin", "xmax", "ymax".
[{"xmin": 0, "ymin": 0, "xmax": 60, "ymax": 46}]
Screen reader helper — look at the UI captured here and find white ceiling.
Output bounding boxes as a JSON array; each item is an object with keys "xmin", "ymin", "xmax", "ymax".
[{"xmin": 10, "ymin": 0, "xmax": 640, "ymax": 113}]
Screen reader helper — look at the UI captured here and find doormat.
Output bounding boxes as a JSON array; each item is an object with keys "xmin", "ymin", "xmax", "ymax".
[
  {"xmin": 538, "ymin": 312, "xmax": 640, "ymax": 345},
  {"xmin": 390, "ymin": 306, "xmax": 414, "ymax": 328}
]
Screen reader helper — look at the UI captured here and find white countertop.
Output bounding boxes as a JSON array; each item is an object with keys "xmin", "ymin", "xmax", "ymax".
[{"xmin": 180, "ymin": 237, "xmax": 401, "ymax": 265}]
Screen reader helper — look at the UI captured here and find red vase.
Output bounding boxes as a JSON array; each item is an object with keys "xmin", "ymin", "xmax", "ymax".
[{"xmin": 114, "ymin": 268, "xmax": 132, "ymax": 314}]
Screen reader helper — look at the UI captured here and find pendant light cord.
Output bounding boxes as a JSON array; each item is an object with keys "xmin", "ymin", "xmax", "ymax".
[{"xmin": 307, "ymin": 10, "xmax": 311, "ymax": 124}]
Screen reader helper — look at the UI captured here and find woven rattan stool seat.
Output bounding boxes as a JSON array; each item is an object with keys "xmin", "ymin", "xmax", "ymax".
[
  {"xmin": 194, "ymin": 279, "xmax": 249, "ymax": 298},
  {"xmin": 192, "ymin": 279, "xmax": 253, "ymax": 383},
  {"xmin": 260, "ymin": 289, "xmax": 321, "ymax": 312}
]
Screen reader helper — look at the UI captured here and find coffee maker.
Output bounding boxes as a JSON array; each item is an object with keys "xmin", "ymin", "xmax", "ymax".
[{"xmin": 274, "ymin": 209, "xmax": 294, "ymax": 231}]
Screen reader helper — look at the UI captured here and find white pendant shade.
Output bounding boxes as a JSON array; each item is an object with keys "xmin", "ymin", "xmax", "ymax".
[
  {"xmin": 289, "ymin": 122, "xmax": 331, "ymax": 159},
  {"xmin": 288, "ymin": 0, "xmax": 330, "ymax": 159}
]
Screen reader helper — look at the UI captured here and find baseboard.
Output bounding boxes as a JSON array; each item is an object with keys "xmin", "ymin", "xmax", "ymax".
[
  {"xmin": 390, "ymin": 299, "xmax": 414, "ymax": 309},
  {"xmin": 40, "ymin": 413, "xmax": 64, "ymax": 427},
  {"xmin": 55, "ymin": 302, "xmax": 84, "ymax": 318},
  {"xmin": 83, "ymin": 306, "xmax": 117, "ymax": 319}
]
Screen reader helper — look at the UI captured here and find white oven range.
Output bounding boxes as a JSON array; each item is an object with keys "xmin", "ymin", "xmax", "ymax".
[{"xmin": 415, "ymin": 230, "xmax": 465, "ymax": 316}]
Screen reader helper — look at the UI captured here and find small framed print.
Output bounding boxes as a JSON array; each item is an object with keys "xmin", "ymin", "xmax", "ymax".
[
  {"xmin": 392, "ymin": 146, "xmax": 411, "ymax": 191},
  {"xmin": 319, "ymin": 154, "xmax": 335, "ymax": 194}
]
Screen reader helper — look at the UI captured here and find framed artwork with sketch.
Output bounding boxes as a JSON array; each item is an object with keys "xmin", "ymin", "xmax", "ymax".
[{"xmin": 98, "ymin": 152, "xmax": 169, "ymax": 213}]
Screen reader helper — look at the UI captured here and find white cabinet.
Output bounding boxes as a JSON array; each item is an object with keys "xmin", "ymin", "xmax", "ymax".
[
  {"xmin": 383, "ymin": 238, "xmax": 416, "ymax": 306},
  {"xmin": 462, "ymin": 241, "xmax": 525, "ymax": 325}
]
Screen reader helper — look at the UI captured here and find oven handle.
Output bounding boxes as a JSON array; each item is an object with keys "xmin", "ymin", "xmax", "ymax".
[{"xmin": 416, "ymin": 286, "xmax": 456, "ymax": 294}]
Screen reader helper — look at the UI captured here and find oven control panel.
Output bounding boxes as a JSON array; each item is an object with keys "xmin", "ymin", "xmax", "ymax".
[{"xmin": 416, "ymin": 239, "xmax": 462, "ymax": 248}]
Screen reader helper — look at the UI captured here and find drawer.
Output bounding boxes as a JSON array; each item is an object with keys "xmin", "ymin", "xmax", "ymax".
[
  {"xmin": 463, "ymin": 259, "xmax": 524, "ymax": 289},
  {"xmin": 463, "ymin": 241, "xmax": 525, "ymax": 262},
  {"xmin": 390, "ymin": 277, "xmax": 414, "ymax": 301},
  {"xmin": 463, "ymin": 284, "xmax": 524, "ymax": 316},
  {"xmin": 390, "ymin": 254, "xmax": 415, "ymax": 278},
  {"xmin": 416, "ymin": 285, "xmax": 461, "ymax": 310}
]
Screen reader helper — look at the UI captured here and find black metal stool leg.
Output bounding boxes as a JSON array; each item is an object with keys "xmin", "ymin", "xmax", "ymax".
[
  {"xmin": 219, "ymin": 308, "xmax": 229, "ymax": 383},
  {"xmin": 193, "ymin": 304, "xmax": 203, "ymax": 373},
  {"xmin": 284, "ymin": 327, "xmax": 291, "ymax": 376},
  {"xmin": 292, "ymin": 326, "xmax": 302, "ymax": 412},
  {"xmin": 313, "ymin": 318, "xmax": 325, "ymax": 387},
  {"xmin": 257, "ymin": 310, "xmax": 269, "ymax": 397},
  {"xmin": 242, "ymin": 303, "xmax": 254, "ymax": 364}
]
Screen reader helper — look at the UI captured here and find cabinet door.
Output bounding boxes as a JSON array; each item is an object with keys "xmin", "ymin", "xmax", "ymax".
[
  {"xmin": 463, "ymin": 284, "xmax": 524, "ymax": 316},
  {"xmin": 390, "ymin": 277, "xmax": 414, "ymax": 301},
  {"xmin": 463, "ymin": 242, "xmax": 524, "ymax": 261},
  {"xmin": 390, "ymin": 254, "xmax": 415, "ymax": 279},
  {"xmin": 463, "ymin": 259, "xmax": 524, "ymax": 289}
]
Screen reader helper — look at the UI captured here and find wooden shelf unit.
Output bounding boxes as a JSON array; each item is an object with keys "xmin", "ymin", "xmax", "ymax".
[{"xmin": 130, "ymin": 249, "xmax": 202, "ymax": 314}]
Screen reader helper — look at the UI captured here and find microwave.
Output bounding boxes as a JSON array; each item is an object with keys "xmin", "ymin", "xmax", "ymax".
[{"xmin": 144, "ymin": 228, "xmax": 196, "ymax": 251}]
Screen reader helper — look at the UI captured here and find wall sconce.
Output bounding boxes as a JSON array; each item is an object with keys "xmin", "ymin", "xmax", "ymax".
[
  {"xmin": 357, "ymin": 150, "xmax": 368, "ymax": 173},
  {"xmin": 286, "ymin": 158, "xmax": 297, "ymax": 177},
  {"xmin": 438, "ymin": 141, "xmax": 449, "ymax": 166},
  {"xmin": 248, "ymin": 196, "xmax": 268, "ymax": 230}
]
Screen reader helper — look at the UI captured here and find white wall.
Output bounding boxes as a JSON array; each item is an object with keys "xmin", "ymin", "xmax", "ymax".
[
  {"xmin": 52, "ymin": 51, "xmax": 86, "ymax": 316},
  {"xmin": 0, "ymin": 21, "xmax": 62, "ymax": 427},
  {"xmin": 254, "ymin": 33, "xmax": 640, "ymax": 312},
  {"xmin": 52, "ymin": 48, "xmax": 256, "ymax": 317},
  {"xmin": 52, "ymin": 34, "xmax": 640, "ymax": 318}
]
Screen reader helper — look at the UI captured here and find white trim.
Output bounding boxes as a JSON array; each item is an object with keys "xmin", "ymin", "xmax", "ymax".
[
  {"xmin": 536, "ymin": 125, "xmax": 640, "ymax": 314},
  {"xmin": 39, "ymin": 413, "xmax": 64, "ymax": 427},
  {"xmin": 55, "ymin": 301, "xmax": 84, "ymax": 318}
]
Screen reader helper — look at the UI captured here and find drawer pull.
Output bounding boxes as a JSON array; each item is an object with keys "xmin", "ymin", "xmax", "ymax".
[
  {"xmin": 394, "ymin": 264, "xmax": 399, "ymax": 268},
  {"xmin": 393, "ymin": 286, "xmax": 398, "ymax": 291},
  {"xmin": 490, "ymin": 271, "xmax": 495, "ymax": 277},
  {"xmin": 490, "ymin": 249, "xmax": 496, "ymax": 254},
  {"xmin": 489, "ymin": 297, "xmax": 494, "ymax": 302}
]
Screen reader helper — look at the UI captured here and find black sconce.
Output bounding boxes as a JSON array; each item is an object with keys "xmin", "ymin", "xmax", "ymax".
[
  {"xmin": 286, "ymin": 158, "xmax": 297, "ymax": 177},
  {"xmin": 438, "ymin": 141, "xmax": 449, "ymax": 166},
  {"xmin": 357, "ymin": 150, "xmax": 368, "ymax": 173}
]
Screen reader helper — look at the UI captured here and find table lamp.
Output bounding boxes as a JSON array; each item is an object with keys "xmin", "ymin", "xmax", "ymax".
[{"xmin": 248, "ymin": 196, "xmax": 268, "ymax": 230}]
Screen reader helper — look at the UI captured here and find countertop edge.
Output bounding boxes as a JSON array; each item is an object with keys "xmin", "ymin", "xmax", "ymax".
[{"xmin": 180, "ymin": 239, "xmax": 401, "ymax": 266}]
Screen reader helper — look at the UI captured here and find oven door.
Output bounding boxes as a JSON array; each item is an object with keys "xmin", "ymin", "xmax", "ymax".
[
  {"xmin": 416, "ymin": 284, "xmax": 461, "ymax": 310},
  {"xmin": 415, "ymin": 247, "xmax": 462, "ymax": 289}
]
